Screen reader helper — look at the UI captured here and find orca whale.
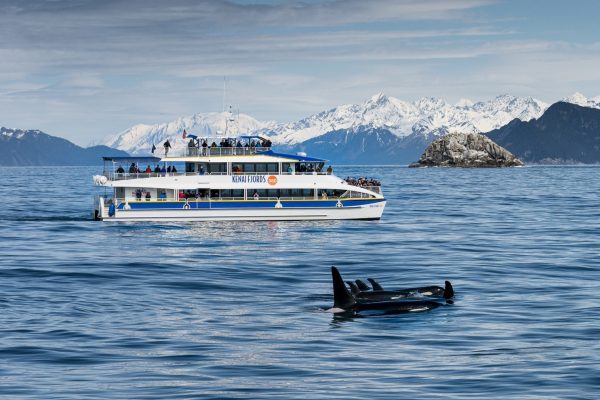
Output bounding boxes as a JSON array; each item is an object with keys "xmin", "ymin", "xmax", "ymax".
[
  {"xmin": 354, "ymin": 278, "xmax": 454, "ymax": 303},
  {"xmin": 355, "ymin": 279, "xmax": 371, "ymax": 291},
  {"xmin": 367, "ymin": 278, "xmax": 384, "ymax": 291},
  {"xmin": 346, "ymin": 281, "xmax": 361, "ymax": 294},
  {"xmin": 331, "ymin": 267, "xmax": 449, "ymax": 315}
]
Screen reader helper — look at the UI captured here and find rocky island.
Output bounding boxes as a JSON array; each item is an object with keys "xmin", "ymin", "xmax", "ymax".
[{"xmin": 409, "ymin": 132, "xmax": 523, "ymax": 168}]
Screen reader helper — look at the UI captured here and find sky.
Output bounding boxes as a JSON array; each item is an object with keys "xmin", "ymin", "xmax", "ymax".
[{"xmin": 1, "ymin": 0, "xmax": 600, "ymax": 146}]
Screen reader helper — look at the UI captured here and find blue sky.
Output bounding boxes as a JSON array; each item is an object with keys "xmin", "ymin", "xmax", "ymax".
[{"xmin": 1, "ymin": 0, "xmax": 599, "ymax": 145}]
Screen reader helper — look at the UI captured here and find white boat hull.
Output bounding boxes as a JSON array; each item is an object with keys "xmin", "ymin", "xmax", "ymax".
[{"xmin": 96, "ymin": 199, "xmax": 385, "ymax": 222}]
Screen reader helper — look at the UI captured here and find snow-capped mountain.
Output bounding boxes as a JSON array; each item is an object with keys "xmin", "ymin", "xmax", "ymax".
[
  {"xmin": 258, "ymin": 93, "xmax": 549, "ymax": 144},
  {"xmin": 104, "ymin": 111, "xmax": 276, "ymax": 155},
  {"xmin": 105, "ymin": 92, "xmax": 599, "ymax": 156},
  {"xmin": 563, "ymin": 92, "xmax": 600, "ymax": 109}
]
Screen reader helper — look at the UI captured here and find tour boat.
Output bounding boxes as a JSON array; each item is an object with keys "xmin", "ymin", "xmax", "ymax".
[{"xmin": 92, "ymin": 136, "xmax": 385, "ymax": 221}]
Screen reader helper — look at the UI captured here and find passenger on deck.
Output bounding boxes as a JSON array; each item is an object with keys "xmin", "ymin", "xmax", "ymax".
[
  {"xmin": 154, "ymin": 165, "xmax": 161, "ymax": 173},
  {"xmin": 116, "ymin": 165, "xmax": 125, "ymax": 174},
  {"xmin": 198, "ymin": 165, "xmax": 205, "ymax": 175},
  {"xmin": 159, "ymin": 192, "xmax": 167, "ymax": 201},
  {"xmin": 321, "ymin": 191, "xmax": 328, "ymax": 199},
  {"xmin": 326, "ymin": 165, "xmax": 333, "ymax": 175},
  {"xmin": 188, "ymin": 139, "xmax": 196, "ymax": 148},
  {"xmin": 253, "ymin": 191, "xmax": 259, "ymax": 200},
  {"xmin": 167, "ymin": 166, "xmax": 172, "ymax": 174},
  {"xmin": 287, "ymin": 165, "xmax": 293, "ymax": 174},
  {"xmin": 145, "ymin": 192, "xmax": 151, "ymax": 201},
  {"xmin": 135, "ymin": 189, "xmax": 142, "ymax": 200},
  {"xmin": 160, "ymin": 165, "xmax": 166, "ymax": 175},
  {"xmin": 171, "ymin": 165, "xmax": 177, "ymax": 173},
  {"xmin": 145, "ymin": 165, "xmax": 152, "ymax": 173},
  {"xmin": 178, "ymin": 191, "xmax": 186, "ymax": 200}
]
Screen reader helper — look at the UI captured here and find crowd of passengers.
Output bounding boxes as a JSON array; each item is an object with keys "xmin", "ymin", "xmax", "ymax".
[
  {"xmin": 186, "ymin": 137, "xmax": 272, "ymax": 150},
  {"xmin": 116, "ymin": 163, "xmax": 178, "ymax": 174},
  {"xmin": 345, "ymin": 177, "xmax": 381, "ymax": 187}
]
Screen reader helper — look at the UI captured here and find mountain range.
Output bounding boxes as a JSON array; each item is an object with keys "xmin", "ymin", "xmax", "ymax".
[
  {"xmin": 3, "ymin": 92, "xmax": 600, "ymax": 166},
  {"xmin": 103, "ymin": 92, "xmax": 600, "ymax": 164},
  {"xmin": 105, "ymin": 93, "xmax": 551, "ymax": 158},
  {"xmin": 0, "ymin": 128, "xmax": 128, "ymax": 166}
]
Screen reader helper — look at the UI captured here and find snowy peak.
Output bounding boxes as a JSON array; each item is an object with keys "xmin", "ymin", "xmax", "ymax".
[
  {"xmin": 261, "ymin": 93, "xmax": 548, "ymax": 145},
  {"xmin": 563, "ymin": 92, "xmax": 600, "ymax": 109},
  {"xmin": 104, "ymin": 111, "xmax": 275, "ymax": 155},
  {"xmin": 1, "ymin": 127, "xmax": 44, "ymax": 140}
]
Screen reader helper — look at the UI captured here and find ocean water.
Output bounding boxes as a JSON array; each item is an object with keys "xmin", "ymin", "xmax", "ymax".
[{"xmin": 1, "ymin": 165, "xmax": 599, "ymax": 399}]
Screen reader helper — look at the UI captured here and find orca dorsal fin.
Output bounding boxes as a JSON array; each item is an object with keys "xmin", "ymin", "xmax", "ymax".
[
  {"xmin": 367, "ymin": 278, "xmax": 384, "ymax": 291},
  {"xmin": 443, "ymin": 281, "xmax": 455, "ymax": 299},
  {"xmin": 355, "ymin": 279, "xmax": 370, "ymax": 291},
  {"xmin": 346, "ymin": 281, "xmax": 360, "ymax": 294},
  {"xmin": 332, "ymin": 266, "xmax": 356, "ymax": 309}
]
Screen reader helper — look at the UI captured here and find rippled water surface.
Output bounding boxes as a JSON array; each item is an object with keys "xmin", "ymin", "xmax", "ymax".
[{"xmin": 1, "ymin": 165, "xmax": 599, "ymax": 399}]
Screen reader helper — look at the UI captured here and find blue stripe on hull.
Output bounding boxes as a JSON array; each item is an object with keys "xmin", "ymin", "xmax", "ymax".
[{"xmin": 117, "ymin": 199, "xmax": 385, "ymax": 210}]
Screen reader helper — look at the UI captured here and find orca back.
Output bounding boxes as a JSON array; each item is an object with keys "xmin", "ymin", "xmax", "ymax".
[
  {"xmin": 444, "ymin": 281, "xmax": 454, "ymax": 299},
  {"xmin": 355, "ymin": 279, "xmax": 371, "ymax": 291},
  {"xmin": 367, "ymin": 278, "xmax": 384, "ymax": 291},
  {"xmin": 346, "ymin": 281, "xmax": 360, "ymax": 295}
]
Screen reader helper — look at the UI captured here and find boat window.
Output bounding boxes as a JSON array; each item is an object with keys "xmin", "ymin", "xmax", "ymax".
[
  {"xmin": 242, "ymin": 163, "xmax": 255, "ymax": 173},
  {"xmin": 267, "ymin": 163, "xmax": 278, "ymax": 173},
  {"xmin": 278, "ymin": 189, "xmax": 292, "ymax": 198},
  {"xmin": 255, "ymin": 163, "xmax": 267, "ymax": 173},
  {"xmin": 219, "ymin": 189, "xmax": 244, "ymax": 199},
  {"xmin": 208, "ymin": 163, "xmax": 227, "ymax": 174},
  {"xmin": 340, "ymin": 190, "xmax": 373, "ymax": 198},
  {"xmin": 185, "ymin": 163, "xmax": 195, "ymax": 173}
]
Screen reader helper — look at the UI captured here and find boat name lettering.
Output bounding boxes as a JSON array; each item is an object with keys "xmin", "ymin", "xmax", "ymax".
[{"xmin": 231, "ymin": 175, "xmax": 266, "ymax": 183}]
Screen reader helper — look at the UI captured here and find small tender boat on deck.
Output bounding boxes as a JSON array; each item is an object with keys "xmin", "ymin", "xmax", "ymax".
[{"xmin": 92, "ymin": 136, "xmax": 385, "ymax": 221}]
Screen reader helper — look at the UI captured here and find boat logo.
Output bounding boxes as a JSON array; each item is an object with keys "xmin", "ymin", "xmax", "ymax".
[{"xmin": 268, "ymin": 175, "xmax": 278, "ymax": 185}]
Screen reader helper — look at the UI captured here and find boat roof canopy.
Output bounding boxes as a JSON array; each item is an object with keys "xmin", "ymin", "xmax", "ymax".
[
  {"xmin": 103, "ymin": 156, "xmax": 162, "ymax": 163},
  {"xmin": 257, "ymin": 149, "xmax": 327, "ymax": 163}
]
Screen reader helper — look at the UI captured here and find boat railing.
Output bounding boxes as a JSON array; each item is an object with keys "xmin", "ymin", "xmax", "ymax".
[
  {"xmin": 104, "ymin": 171, "xmax": 335, "ymax": 180},
  {"xmin": 104, "ymin": 171, "xmax": 228, "ymax": 180},
  {"xmin": 362, "ymin": 185, "xmax": 382, "ymax": 194},
  {"xmin": 178, "ymin": 146, "xmax": 270, "ymax": 157}
]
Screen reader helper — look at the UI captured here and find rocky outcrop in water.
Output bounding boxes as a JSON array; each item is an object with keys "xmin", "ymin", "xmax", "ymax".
[{"xmin": 409, "ymin": 132, "xmax": 523, "ymax": 168}]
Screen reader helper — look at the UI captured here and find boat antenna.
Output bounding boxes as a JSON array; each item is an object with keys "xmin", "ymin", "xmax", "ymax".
[{"xmin": 222, "ymin": 76, "xmax": 227, "ymax": 113}]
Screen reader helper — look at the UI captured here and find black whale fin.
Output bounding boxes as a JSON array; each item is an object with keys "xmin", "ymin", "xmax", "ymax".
[
  {"xmin": 346, "ymin": 281, "xmax": 360, "ymax": 295},
  {"xmin": 367, "ymin": 278, "xmax": 384, "ymax": 291},
  {"xmin": 332, "ymin": 266, "xmax": 356, "ymax": 310},
  {"xmin": 443, "ymin": 281, "xmax": 454, "ymax": 299},
  {"xmin": 355, "ymin": 279, "xmax": 370, "ymax": 291}
]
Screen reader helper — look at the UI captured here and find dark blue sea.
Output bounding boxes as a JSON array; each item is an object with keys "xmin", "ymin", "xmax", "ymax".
[{"xmin": 1, "ymin": 165, "xmax": 599, "ymax": 399}]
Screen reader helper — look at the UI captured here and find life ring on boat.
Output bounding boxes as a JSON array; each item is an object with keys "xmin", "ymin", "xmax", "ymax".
[
  {"xmin": 183, "ymin": 201, "xmax": 190, "ymax": 209},
  {"xmin": 336, "ymin": 200, "xmax": 343, "ymax": 208},
  {"xmin": 275, "ymin": 200, "xmax": 283, "ymax": 208}
]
